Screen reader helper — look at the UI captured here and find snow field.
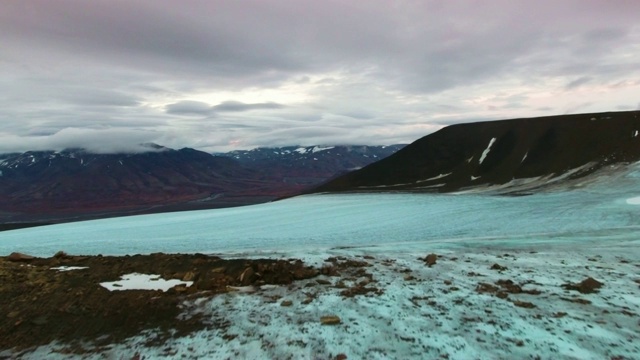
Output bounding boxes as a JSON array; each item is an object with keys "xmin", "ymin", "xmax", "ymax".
[{"xmin": 26, "ymin": 244, "xmax": 639, "ymax": 360}]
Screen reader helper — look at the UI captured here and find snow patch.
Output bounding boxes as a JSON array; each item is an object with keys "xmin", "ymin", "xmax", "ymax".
[
  {"xmin": 417, "ymin": 173, "xmax": 452, "ymax": 183},
  {"xmin": 634, "ymin": 130, "xmax": 638, "ymax": 138},
  {"xmin": 100, "ymin": 273, "xmax": 193, "ymax": 292},
  {"xmin": 521, "ymin": 152, "xmax": 528, "ymax": 163},
  {"xmin": 625, "ymin": 196, "xmax": 640, "ymax": 205},
  {"xmin": 294, "ymin": 147, "xmax": 308, "ymax": 154},
  {"xmin": 50, "ymin": 266, "xmax": 89, "ymax": 272},
  {"xmin": 471, "ymin": 175, "xmax": 481, "ymax": 181},
  {"xmin": 479, "ymin": 137, "xmax": 496, "ymax": 165},
  {"xmin": 311, "ymin": 146, "xmax": 334, "ymax": 153}
]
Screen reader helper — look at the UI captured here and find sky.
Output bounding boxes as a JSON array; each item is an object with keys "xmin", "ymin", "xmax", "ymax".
[{"xmin": 1, "ymin": 0, "xmax": 639, "ymax": 154}]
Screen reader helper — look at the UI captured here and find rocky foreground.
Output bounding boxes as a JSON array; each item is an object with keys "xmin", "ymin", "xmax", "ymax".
[
  {"xmin": 1, "ymin": 248, "xmax": 639, "ymax": 359},
  {"xmin": 0, "ymin": 252, "xmax": 323, "ymax": 355}
]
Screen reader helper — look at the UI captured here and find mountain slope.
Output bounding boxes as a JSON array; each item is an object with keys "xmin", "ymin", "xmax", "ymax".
[
  {"xmin": 220, "ymin": 145, "xmax": 404, "ymax": 187},
  {"xmin": 313, "ymin": 111, "xmax": 640, "ymax": 194},
  {"xmin": 0, "ymin": 144, "xmax": 403, "ymax": 224},
  {"xmin": 0, "ymin": 147, "xmax": 260, "ymax": 215}
]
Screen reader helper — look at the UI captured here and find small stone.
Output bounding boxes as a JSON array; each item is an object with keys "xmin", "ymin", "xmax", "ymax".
[
  {"xmin": 444, "ymin": 280, "xmax": 452, "ymax": 285},
  {"xmin": 302, "ymin": 298, "xmax": 313, "ymax": 305},
  {"xmin": 561, "ymin": 297, "xmax": 591, "ymax": 305},
  {"xmin": 6, "ymin": 311, "xmax": 19, "ymax": 319},
  {"xmin": 320, "ymin": 315, "xmax": 341, "ymax": 325},
  {"xmin": 562, "ymin": 277, "xmax": 604, "ymax": 294},
  {"xmin": 404, "ymin": 275, "xmax": 415, "ymax": 281},
  {"xmin": 336, "ymin": 354, "xmax": 348, "ymax": 360},
  {"xmin": 239, "ymin": 267, "xmax": 256, "ymax": 285},
  {"xmin": 512, "ymin": 300, "xmax": 536, "ymax": 309},
  {"xmin": 172, "ymin": 285, "xmax": 188, "ymax": 293},
  {"xmin": 490, "ymin": 263, "xmax": 507, "ymax": 271},
  {"xmin": 281, "ymin": 300, "xmax": 293, "ymax": 307},
  {"xmin": 576, "ymin": 277, "xmax": 603, "ymax": 294},
  {"xmin": 424, "ymin": 253, "xmax": 437, "ymax": 267},
  {"xmin": 316, "ymin": 279, "xmax": 332, "ymax": 285},
  {"xmin": 514, "ymin": 339, "xmax": 525, "ymax": 347},
  {"xmin": 182, "ymin": 271, "xmax": 198, "ymax": 282},
  {"xmin": 53, "ymin": 251, "xmax": 68, "ymax": 258},
  {"xmin": 476, "ymin": 283, "xmax": 499, "ymax": 293}
]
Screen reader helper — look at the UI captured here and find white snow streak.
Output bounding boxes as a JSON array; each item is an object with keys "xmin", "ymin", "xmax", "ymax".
[
  {"xmin": 626, "ymin": 196, "xmax": 640, "ymax": 205},
  {"xmin": 478, "ymin": 137, "xmax": 496, "ymax": 165},
  {"xmin": 311, "ymin": 146, "xmax": 334, "ymax": 153},
  {"xmin": 50, "ymin": 266, "xmax": 88, "ymax": 272}
]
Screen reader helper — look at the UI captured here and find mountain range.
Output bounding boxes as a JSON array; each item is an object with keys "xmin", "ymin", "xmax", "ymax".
[
  {"xmin": 3, "ymin": 110, "xmax": 640, "ymax": 227},
  {"xmin": 0, "ymin": 145, "xmax": 403, "ymax": 225},
  {"xmin": 314, "ymin": 110, "xmax": 640, "ymax": 194}
]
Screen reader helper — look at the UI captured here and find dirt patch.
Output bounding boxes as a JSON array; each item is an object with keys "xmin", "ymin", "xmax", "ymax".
[{"xmin": 0, "ymin": 252, "xmax": 319, "ymax": 353}]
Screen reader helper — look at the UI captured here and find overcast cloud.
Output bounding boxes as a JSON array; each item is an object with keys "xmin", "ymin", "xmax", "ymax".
[{"xmin": 1, "ymin": 0, "xmax": 639, "ymax": 153}]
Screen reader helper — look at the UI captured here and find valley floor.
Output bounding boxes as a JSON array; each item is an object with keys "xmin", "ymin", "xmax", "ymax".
[{"xmin": 2, "ymin": 242, "xmax": 639, "ymax": 360}]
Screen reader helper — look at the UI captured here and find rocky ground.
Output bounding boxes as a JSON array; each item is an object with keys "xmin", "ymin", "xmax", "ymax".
[
  {"xmin": 0, "ymin": 252, "xmax": 323, "ymax": 356},
  {"xmin": 1, "ymin": 248, "xmax": 639, "ymax": 359}
]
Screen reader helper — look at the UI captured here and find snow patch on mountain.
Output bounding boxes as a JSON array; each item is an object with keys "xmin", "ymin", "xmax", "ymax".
[
  {"xmin": 479, "ymin": 137, "xmax": 496, "ymax": 165},
  {"xmin": 311, "ymin": 146, "xmax": 334, "ymax": 153}
]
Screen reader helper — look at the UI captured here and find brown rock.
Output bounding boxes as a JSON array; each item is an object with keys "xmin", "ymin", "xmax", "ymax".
[
  {"xmin": 562, "ymin": 277, "xmax": 604, "ymax": 294},
  {"xmin": 336, "ymin": 354, "xmax": 348, "ymax": 360},
  {"xmin": 490, "ymin": 263, "xmax": 507, "ymax": 271},
  {"xmin": 512, "ymin": 300, "xmax": 536, "ymax": 309},
  {"xmin": 320, "ymin": 315, "xmax": 341, "ymax": 325},
  {"xmin": 239, "ymin": 267, "xmax": 256, "ymax": 286},
  {"xmin": 424, "ymin": 253, "xmax": 437, "ymax": 267},
  {"xmin": 561, "ymin": 297, "xmax": 592, "ymax": 305},
  {"xmin": 172, "ymin": 285, "xmax": 189, "ymax": 293},
  {"xmin": 476, "ymin": 283, "xmax": 499, "ymax": 293},
  {"xmin": 7, "ymin": 252, "xmax": 35, "ymax": 262},
  {"xmin": 302, "ymin": 298, "xmax": 313, "ymax": 305},
  {"xmin": 6, "ymin": 311, "xmax": 19, "ymax": 319},
  {"xmin": 576, "ymin": 277, "xmax": 603, "ymax": 294},
  {"xmin": 496, "ymin": 279, "xmax": 522, "ymax": 293},
  {"xmin": 182, "ymin": 271, "xmax": 198, "ymax": 282},
  {"xmin": 53, "ymin": 251, "xmax": 68, "ymax": 259},
  {"xmin": 280, "ymin": 300, "xmax": 293, "ymax": 307}
]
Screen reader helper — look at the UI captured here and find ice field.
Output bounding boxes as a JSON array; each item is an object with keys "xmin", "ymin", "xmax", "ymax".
[{"xmin": 2, "ymin": 165, "xmax": 640, "ymax": 359}]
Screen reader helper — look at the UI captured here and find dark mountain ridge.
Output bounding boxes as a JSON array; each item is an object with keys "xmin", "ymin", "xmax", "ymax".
[
  {"xmin": 313, "ymin": 110, "xmax": 640, "ymax": 194},
  {"xmin": 0, "ymin": 144, "xmax": 403, "ymax": 225}
]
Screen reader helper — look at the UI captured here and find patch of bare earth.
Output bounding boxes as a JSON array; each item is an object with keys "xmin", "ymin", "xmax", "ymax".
[{"xmin": 0, "ymin": 252, "xmax": 318, "ymax": 354}]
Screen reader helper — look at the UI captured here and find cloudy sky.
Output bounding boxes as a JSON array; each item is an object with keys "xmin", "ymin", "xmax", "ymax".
[{"xmin": 1, "ymin": 1, "xmax": 639, "ymax": 153}]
